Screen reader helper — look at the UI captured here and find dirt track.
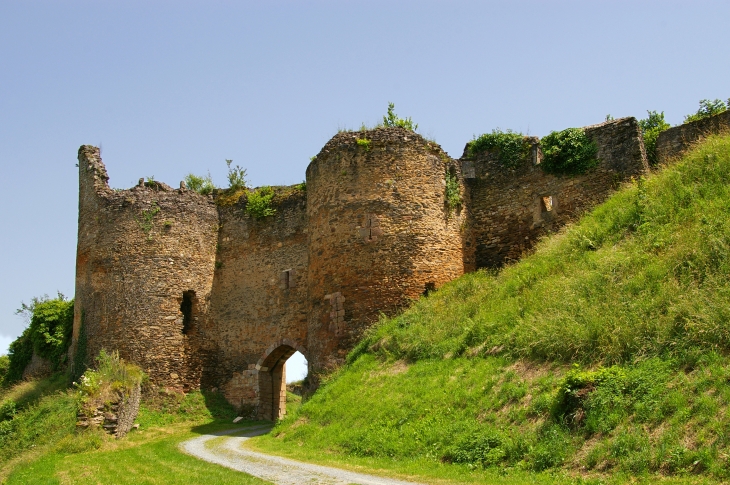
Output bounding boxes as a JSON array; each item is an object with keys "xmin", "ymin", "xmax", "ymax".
[{"xmin": 180, "ymin": 425, "xmax": 425, "ymax": 485}]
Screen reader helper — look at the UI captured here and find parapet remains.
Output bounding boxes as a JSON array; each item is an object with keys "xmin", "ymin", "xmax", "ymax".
[{"xmin": 71, "ymin": 117, "xmax": 650, "ymax": 420}]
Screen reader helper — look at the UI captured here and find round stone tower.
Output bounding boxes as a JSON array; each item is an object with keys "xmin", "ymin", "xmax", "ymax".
[
  {"xmin": 72, "ymin": 146, "xmax": 219, "ymax": 390},
  {"xmin": 305, "ymin": 127, "xmax": 466, "ymax": 375}
]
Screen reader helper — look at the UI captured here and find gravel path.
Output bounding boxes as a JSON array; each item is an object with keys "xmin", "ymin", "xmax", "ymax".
[{"xmin": 180, "ymin": 425, "xmax": 425, "ymax": 485}]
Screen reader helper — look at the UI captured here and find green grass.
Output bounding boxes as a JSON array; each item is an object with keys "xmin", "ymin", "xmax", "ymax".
[
  {"xmin": 0, "ymin": 375, "xmax": 270, "ymax": 484},
  {"xmin": 251, "ymin": 134, "xmax": 730, "ymax": 483},
  {"xmin": 4, "ymin": 423, "xmax": 271, "ymax": 485}
]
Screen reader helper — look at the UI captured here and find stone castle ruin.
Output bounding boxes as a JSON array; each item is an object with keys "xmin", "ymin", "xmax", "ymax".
[{"xmin": 72, "ymin": 116, "xmax": 658, "ymax": 420}]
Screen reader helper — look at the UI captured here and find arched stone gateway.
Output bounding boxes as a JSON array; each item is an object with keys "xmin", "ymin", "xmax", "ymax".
[
  {"xmin": 71, "ymin": 119, "xmax": 652, "ymax": 419},
  {"xmin": 256, "ymin": 340, "xmax": 307, "ymax": 421}
]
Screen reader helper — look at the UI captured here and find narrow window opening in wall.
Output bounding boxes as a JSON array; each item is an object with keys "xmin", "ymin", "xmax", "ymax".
[
  {"xmin": 424, "ymin": 281, "xmax": 436, "ymax": 296},
  {"xmin": 180, "ymin": 291, "xmax": 195, "ymax": 334},
  {"xmin": 542, "ymin": 196, "xmax": 554, "ymax": 212},
  {"xmin": 532, "ymin": 144, "xmax": 541, "ymax": 165},
  {"xmin": 280, "ymin": 269, "xmax": 295, "ymax": 289}
]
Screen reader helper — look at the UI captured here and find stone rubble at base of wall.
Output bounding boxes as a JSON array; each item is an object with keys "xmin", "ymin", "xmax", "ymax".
[{"xmin": 76, "ymin": 383, "xmax": 141, "ymax": 438}]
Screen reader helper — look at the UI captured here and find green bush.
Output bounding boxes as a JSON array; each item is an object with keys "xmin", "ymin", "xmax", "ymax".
[
  {"xmin": 381, "ymin": 102, "xmax": 418, "ymax": 132},
  {"xmin": 466, "ymin": 129, "xmax": 530, "ymax": 168},
  {"xmin": 245, "ymin": 186, "xmax": 276, "ymax": 219},
  {"xmin": 5, "ymin": 295, "xmax": 74, "ymax": 384},
  {"xmin": 540, "ymin": 127, "xmax": 598, "ymax": 175},
  {"xmin": 0, "ymin": 399, "xmax": 16, "ymax": 421},
  {"xmin": 684, "ymin": 98, "xmax": 728, "ymax": 124},
  {"xmin": 184, "ymin": 172, "xmax": 215, "ymax": 195},
  {"xmin": 639, "ymin": 110, "xmax": 671, "ymax": 166},
  {"xmin": 356, "ymin": 138, "xmax": 372, "ymax": 151}
]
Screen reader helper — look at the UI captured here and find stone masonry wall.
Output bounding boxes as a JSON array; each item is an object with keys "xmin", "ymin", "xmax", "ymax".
[
  {"xmin": 305, "ymin": 127, "xmax": 466, "ymax": 375},
  {"xmin": 73, "ymin": 146, "xmax": 219, "ymax": 391},
  {"xmin": 656, "ymin": 110, "xmax": 730, "ymax": 163},
  {"xmin": 463, "ymin": 117, "xmax": 648, "ymax": 268},
  {"xmin": 73, "ymin": 115, "xmax": 652, "ymax": 416},
  {"xmin": 206, "ymin": 188, "xmax": 309, "ymax": 412}
]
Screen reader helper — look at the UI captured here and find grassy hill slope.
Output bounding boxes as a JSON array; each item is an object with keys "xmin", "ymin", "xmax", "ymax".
[{"xmin": 252, "ymin": 134, "xmax": 730, "ymax": 483}]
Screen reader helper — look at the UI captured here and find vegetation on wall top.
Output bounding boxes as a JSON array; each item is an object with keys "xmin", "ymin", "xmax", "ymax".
[
  {"xmin": 684, "ymin": 98, "xmax": 729, "ymax": 124},
  {"xmin": 381, "ymin": 102, "xmax": 418, "ymax": 132},
  {"xmin": 245, "ymin": 186, "xmax": 276, "ymax": 219},
  {"xmin": 226, "ymin": 159, "xmax": 248, "ymax": 191},
  {"xmin": 184, "ymin": 172, "xmax": 215, "ymax": 195},
  {"xmin": 539, "ymin": 127, "xmax": 598, "ymax": 175},
  {"xmin": 639, "ymin": 110, "xmax": 671, "ymax": 166},
  {"xmin": 466, "ymin": 129, "xmax": 530, "ymax": 169}
]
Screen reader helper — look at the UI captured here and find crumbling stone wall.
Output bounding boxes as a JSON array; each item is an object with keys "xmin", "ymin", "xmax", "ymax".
[
  {"xmin": 73, "ymin": 146, "xmax": 219, "ymax": 391},
  {"xmin": 656, "ymin": 110, "xmax": 730, "ymax": 163},
  {"xmin": 463, "ymin": 118, "xmax": 648, "ymax": 268},
  {"xmin": 306, "ymin": 128, "xmax": 466, "ymax": 375},
  {"xmin": 73, "ymin": 116, "xmax": 652, "ymax": 418},
  {"xmin": 21, "ymin": 352, "xmax": 52, "ymax": 380},
  {"xmin": 76, "ymin": 382, "xmax": 141, "ymax": 438}
]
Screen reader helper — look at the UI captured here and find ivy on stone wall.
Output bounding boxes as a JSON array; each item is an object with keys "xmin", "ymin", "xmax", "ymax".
[
  {"xmin": 444, "ymin": 170, "xmax": 462, "ymax": 213},
  {"xmin": 540, "ymin": 128, "xmax": 598, "ymax": 175},
  {"xmin": 466, "ymin": 129, "xmax": 530, "ymax": 169}
]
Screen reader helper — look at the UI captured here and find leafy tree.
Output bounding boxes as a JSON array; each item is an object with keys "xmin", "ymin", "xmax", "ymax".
[
  {"xmin": 684, "ymin": 99, "xmax": 728, "ymax": 124},
  {"xmin": 639, "ymin": 111, "xmax": 671, "ymax": 166},
  {"xmin": 5, "ymin": 294, "xmax": 74, "ymax": 384}
]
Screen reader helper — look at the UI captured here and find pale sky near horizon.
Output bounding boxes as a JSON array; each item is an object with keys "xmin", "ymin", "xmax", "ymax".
[{"xmin": 1, "ymin": 1, "xmax": 729, "ymax": 382}]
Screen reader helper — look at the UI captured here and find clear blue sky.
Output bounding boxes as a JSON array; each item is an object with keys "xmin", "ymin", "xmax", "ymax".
[{"xmin": 1, "ymin": 1, "xmax": 728, "ymax": 382}]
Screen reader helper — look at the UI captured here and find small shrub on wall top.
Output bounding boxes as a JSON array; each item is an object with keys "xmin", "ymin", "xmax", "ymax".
[
  {"xmin": 639, "ymin": 110, "xmax": 670, "ymax": 166},
  {"xmin": 684, "ymin": 98, "xmax": 728, "ymax": 124},
  {"xmin": 226, "ymin": 159, "xmax": 248, "ymax": 191},
  {"xmin": 184, "ymin": 172, "xmax": 215, "ymax": 195},
  {"xmin": 246, "ymin": 186, "xmax": 276, "ymax": 219},
  {"xmin": 467, "ymin": 129, "xmax": 530, "ymax": 168},
  {"xmin": 381, "ymin": 102, "xmax": 418, "ymax": 132},
  {"xmin": 540, "ymin": 128, "xmax": 598, "ymax": 175}
]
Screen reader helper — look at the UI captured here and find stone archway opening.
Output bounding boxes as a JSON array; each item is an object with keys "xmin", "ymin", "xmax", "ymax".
[{"xmin": 258, "ymin": 345, "xmax": 308, "ymax": 421}]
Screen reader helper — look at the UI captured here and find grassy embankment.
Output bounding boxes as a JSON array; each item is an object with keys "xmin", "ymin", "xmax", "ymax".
[
  {"xmin": 250, "ymin": 134, "xmax": 730, "ymax": 484},
  {"xmin": 0, "ymin": 374, "xmax": 270, "ymax": 484}
]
